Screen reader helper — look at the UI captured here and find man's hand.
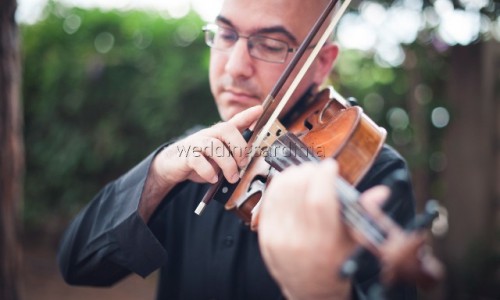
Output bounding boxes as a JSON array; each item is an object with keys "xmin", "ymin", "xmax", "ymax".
[
  {"xmin": 257, "ymin": 159, "xmax": 390, "ymax": 300},
  {"xmin": 155, "ymin": 105, "xmax": 262, "ymax": 185},
  {"xmin": 139, "ymin": 105, "xmax": 263, "ymax": 222},
  {"xmin": 257, "ymin": 159, "xmax": 354, "ymax": 300}
]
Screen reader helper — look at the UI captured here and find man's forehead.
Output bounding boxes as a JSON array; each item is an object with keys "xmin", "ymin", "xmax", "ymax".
[
  {"xmin": 219, "ymin": 0, "xmax": 329, "ymax": 39},
  {"xmin": 220, "ymin": 0, "xmax": 330, "ymax": 10}
]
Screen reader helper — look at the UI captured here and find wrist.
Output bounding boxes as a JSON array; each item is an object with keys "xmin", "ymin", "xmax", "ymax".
[{"xmin": 138, "ymin": 148, "xmax": 176, "ymax": 222}]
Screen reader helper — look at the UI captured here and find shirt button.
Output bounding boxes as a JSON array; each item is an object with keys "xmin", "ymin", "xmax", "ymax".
[{"xmin": 223, "ymin": 235, "xmax": 234, "ymax": 247}]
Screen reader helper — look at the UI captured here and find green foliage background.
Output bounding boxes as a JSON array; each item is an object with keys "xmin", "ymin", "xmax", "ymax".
[{"xmin": 22, "ymin": 4, "xmax": 218, "ymax": 225}]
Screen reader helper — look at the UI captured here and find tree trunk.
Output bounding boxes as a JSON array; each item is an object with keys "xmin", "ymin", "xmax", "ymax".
[
  {"xmin": 442, "ymin": 41, "xmax": 500, "ymax": 299},
  {"xmin": 0, "ymin": 0, "xmax": 23, "ymax": 299}
]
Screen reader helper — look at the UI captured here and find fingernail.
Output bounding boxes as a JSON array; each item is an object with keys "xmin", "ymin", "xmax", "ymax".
[
  {"xmin": 240, "ymin": 157, "xmax": 249, "ymax": 167},
  {"xmin": 211, "ymin": 175, "xmax": 219, "ymax": 184},
  {"xmin": 231, "ymin": 172, "xmax": 240, "ymax": 183}
]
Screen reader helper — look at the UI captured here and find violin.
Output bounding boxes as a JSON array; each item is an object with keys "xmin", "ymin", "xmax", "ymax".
[
  {"xmin": 219, "ymin": 87, "xmax": 385, "ymax": 224},
  {"xmin": 195, "ymin": 0, "xmax": 444, "ymax": 290}
]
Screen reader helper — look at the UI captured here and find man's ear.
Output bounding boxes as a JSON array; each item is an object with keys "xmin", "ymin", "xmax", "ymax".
[{"xmin": 313, "ymin": 43, "xmax": 339, "ymax": 84}]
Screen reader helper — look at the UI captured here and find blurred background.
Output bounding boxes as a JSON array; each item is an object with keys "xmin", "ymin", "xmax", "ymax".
[{"xmin": 1, "ymin": 0, "xmax": 499, "ymax": 299}]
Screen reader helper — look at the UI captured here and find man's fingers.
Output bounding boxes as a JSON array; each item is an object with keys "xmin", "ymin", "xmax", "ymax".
[
  {"xmin": 358, "ymin": 185, "xmax": 400, "ymax": 235},
  {"xmin": 306, "ymin": 159, "xmax": 338, "ymax": 206},
  {"xmin": 227, "ymin": 105, "xmax": 263, "ymax": 132},
  {"xmin": 359, "ymin": 185, "xmax": 390, "ymax": 212}
]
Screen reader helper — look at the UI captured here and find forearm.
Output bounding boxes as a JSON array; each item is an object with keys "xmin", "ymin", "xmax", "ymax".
[
  {"xmin": 138, "ymin": 150, "xmax": 174, "ymax": 222},
  {"xmin": 58, "ymin": 208, "xmax": 164, "ymax": 286}
]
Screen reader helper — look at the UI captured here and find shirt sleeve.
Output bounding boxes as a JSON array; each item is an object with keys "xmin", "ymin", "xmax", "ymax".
[
  {"xmin": 57, "ymin": 125, "xmax": 205, "ymax": 287},
  {"xmin": 57, "ymin": 147, "xmax": 169, "ymax": 286}
]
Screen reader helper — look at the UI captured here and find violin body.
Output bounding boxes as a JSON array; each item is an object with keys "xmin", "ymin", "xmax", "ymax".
[
  {"xmin": 224, "ymin": 87, "xmax": 387, "ymax": 224},
  {"xmin": 288, "ymin": 88, "xmax": 386, "ymax": 186}
]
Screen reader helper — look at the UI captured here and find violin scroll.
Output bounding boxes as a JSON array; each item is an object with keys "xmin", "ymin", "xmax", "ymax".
[{"xmin": 342, "ymin": 199, "xmax": 445, "ymax": 289}]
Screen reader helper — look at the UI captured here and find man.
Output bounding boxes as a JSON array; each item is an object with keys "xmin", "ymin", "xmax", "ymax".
[{"xmin": 58, "ymin": 0, "xmax": 416, "ymax": 299}]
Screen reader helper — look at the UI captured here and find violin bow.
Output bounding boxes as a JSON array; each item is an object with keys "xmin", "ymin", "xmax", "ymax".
[
  {"xmin": 196, "ymin": 0, "xmax": 352, "ymax": 214},
  {"xmin": 245, "ymin": 0, "xmax": 353, "ymax": 171}
]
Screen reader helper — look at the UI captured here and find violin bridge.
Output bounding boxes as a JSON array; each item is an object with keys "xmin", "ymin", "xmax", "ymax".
[
  {"xmin": 259, "ymin": 121, "xmax": 287, "ymax": 150},
  {"xmin": 240, "ymin": 121, "xmax": 288, "ymax": 176}
]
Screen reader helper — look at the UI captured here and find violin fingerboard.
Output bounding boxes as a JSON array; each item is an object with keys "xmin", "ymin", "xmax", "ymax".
[{"xmin": 264, "ymin": 132, "xmax": 319, "ymax": 171}]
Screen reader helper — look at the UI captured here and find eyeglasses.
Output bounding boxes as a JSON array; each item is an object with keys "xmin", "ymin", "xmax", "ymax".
[{"xmin": 202, "ymin": 24, "xmax": 298, "ymax": 64}]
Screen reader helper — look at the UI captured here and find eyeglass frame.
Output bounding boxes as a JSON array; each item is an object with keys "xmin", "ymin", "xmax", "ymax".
[{"xmin": 202, "ymin": 23, "xmax": 310, "ymax": 64}]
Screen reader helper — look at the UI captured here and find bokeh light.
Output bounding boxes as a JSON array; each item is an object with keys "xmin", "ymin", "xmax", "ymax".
[
  {"xmin": 94, "ymin": 32, "xmax": 115, "ymax": 54},
  {"xmin": 431, "ymin": 106, "xmax": 450, "ymax": 128}
]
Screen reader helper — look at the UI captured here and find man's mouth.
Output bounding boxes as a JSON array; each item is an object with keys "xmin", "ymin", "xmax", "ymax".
[{"xmin": 223, "ymin": 88, "xmax": 260, "ymax": 104}]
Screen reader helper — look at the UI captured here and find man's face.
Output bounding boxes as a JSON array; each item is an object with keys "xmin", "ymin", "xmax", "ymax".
[{"xmin": 209, "ymin": 0, "xmax": 333, "ymax": 121}]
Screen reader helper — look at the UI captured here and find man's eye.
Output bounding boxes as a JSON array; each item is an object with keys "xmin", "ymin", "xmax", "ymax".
[
  {"xmin": 218, "ymin": 30, "xmax": 237, "ymax": 42},
  {"xmin": 257, "ymin": 40, "xmax": 286, "ymax": 53}
]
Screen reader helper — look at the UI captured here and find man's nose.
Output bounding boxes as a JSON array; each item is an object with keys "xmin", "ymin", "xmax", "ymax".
[{"xmin": 224, "ymin": 39, "xmax": 254, "ymax": 78}]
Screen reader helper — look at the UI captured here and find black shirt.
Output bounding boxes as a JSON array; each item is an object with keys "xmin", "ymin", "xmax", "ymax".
[{"xmin": 57, "ymin": 137, "xmax": 417, "ymax": 300}]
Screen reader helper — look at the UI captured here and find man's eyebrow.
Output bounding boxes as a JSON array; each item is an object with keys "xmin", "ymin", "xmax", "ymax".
[
  {"xmin": 257, "ymin": 27, "xmax": 298, "ymax": 45},
  {"xmin": 215, "ymin": 16, "xmax": 234, "ymax": 28},
  {"xmin": 215, "ymin": 15, "xmax": 298, "ymax": 45}
]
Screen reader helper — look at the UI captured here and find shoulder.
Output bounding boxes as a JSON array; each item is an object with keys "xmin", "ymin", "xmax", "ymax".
[
  {"xmin": 357, "ymin": 144, "xmax": 409, "ymax": 192},
  {"xmin": 374, "ymin": 144, "xmax": 407, "ymax": 169},
  {"xmin": 358, "ymin": 144, "xmax": 416, "ymax": 226}
]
